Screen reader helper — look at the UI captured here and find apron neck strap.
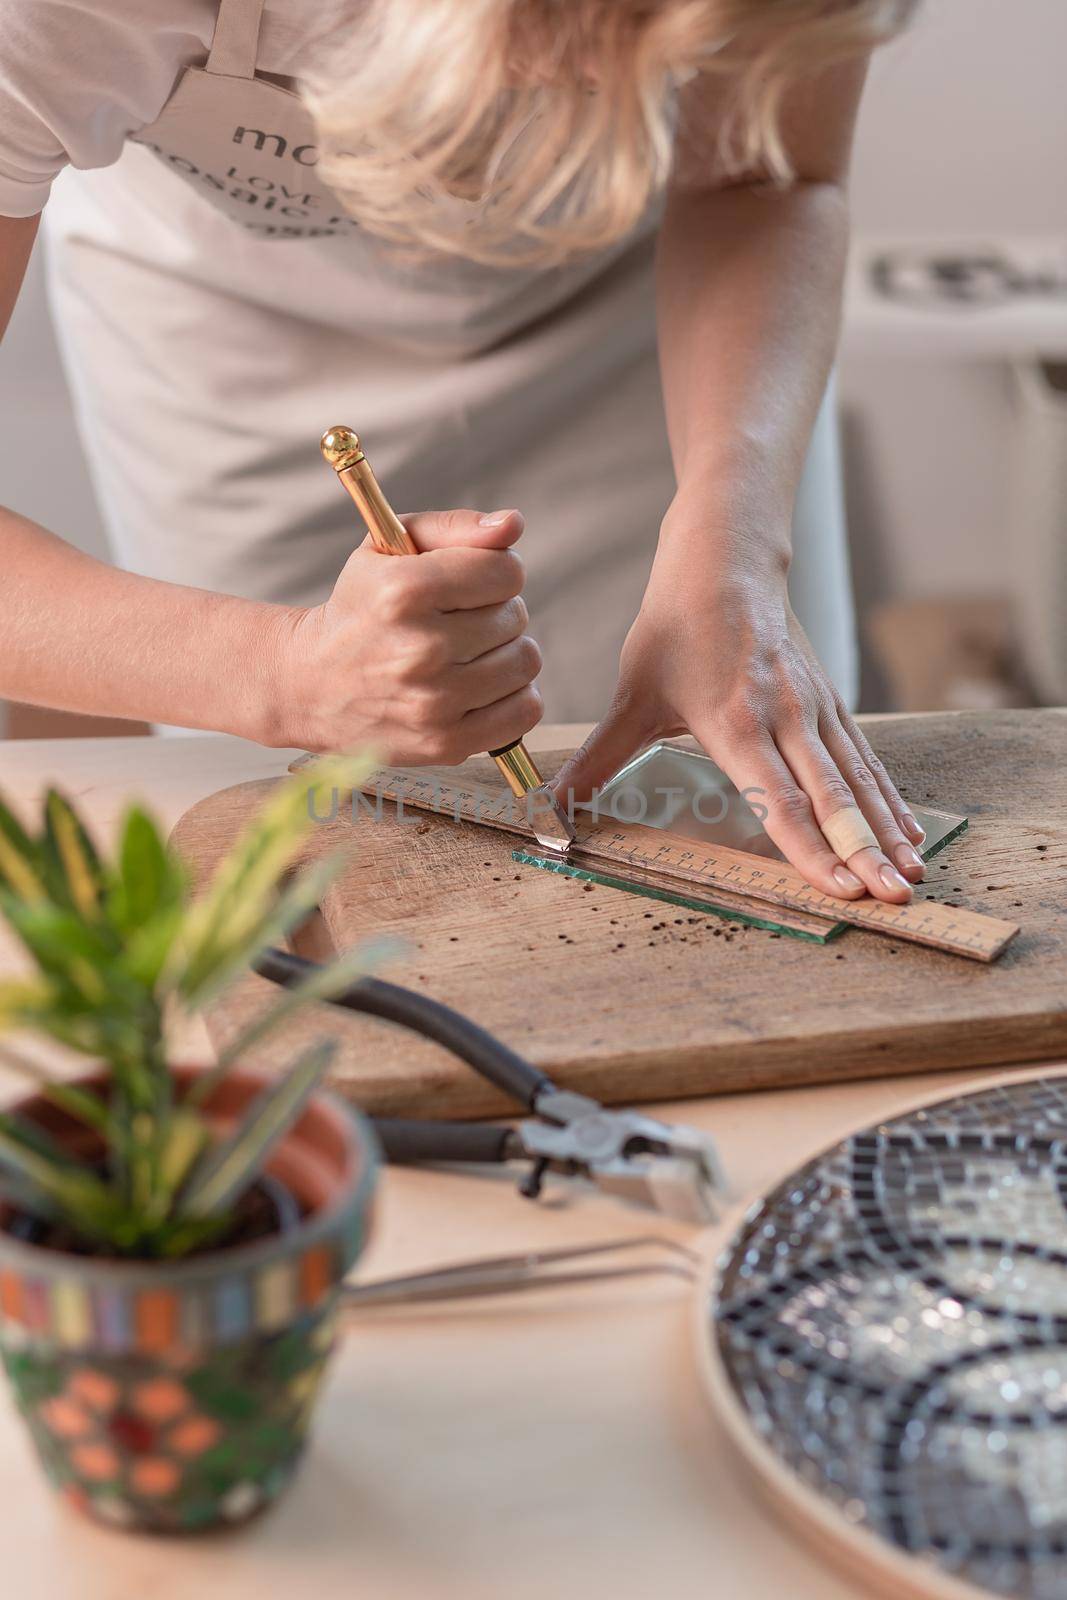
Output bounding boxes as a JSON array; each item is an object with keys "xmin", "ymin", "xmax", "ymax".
[{"xmin": 206, "ymin": 0, "xmax": 266, "ymax": 79}]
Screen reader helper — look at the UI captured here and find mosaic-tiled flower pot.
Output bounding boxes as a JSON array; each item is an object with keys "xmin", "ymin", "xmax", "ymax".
[{"xmin": 0, "ymin": 1065, "xmax": 378, "ymax": 1534}]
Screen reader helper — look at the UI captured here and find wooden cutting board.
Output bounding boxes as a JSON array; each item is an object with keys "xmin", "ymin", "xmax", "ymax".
[{"xmin": 170, "ymin": 709, "xmax": 1067, "ymax": 1119}]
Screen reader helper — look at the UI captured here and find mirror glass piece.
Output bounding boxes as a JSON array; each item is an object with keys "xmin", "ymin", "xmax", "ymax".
[
  {"xmin": 517, "ymin": 743, "xmax": 967, "ymax": 941},
  {"xmin": 589, "ymin": 742, "xmax": 965, "ymax": 861}
]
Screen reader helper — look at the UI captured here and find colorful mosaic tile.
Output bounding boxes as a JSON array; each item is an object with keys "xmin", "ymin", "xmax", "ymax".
[
  {"xmin": 710, "ymin": 1074, "xmax": 1067, "ymax": 1598},
  {"xmin": 2, "ymin": 1301, "xmax": 340, "ymax": 1533},
  {"xmin": 0, "ymin": 1083, "xmax": 378, "ymax": 1533}
]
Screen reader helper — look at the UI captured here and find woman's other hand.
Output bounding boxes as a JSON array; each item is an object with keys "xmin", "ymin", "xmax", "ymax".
[
  {"xmin": 283, "ymin": 509, "xmax": 543, "ymax": 761},
  {"xmin": 553, "ymin": 550, "xmax": 926, "ymax": 906}
]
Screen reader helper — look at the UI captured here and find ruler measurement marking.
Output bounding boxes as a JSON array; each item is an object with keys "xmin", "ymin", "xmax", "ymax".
[{"xmin": 368, "ymin": 771, "xmax": 1019, "ymax": 962}]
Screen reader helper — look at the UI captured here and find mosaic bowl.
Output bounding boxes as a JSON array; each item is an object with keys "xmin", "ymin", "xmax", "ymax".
[
  {"xmin": 0, "ymin": 1065, "xmax": 378, "ymax": 1534},
  {"xmin": 703, "ymin": 1072, "xmax": 1067, "ymax": 1600}
]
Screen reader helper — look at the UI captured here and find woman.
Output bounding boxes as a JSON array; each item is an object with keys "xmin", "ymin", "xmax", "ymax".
[{"xmin": 0, "ymin": 0, "xmax": 926, "ymax": 903}]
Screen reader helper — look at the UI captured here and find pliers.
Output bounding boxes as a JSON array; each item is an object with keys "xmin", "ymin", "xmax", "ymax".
[{"xmin": 257, "ymin": 949, "xmax": 726, "ymax": 1224}]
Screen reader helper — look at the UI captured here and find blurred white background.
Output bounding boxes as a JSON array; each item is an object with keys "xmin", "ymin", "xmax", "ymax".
[
  {"xmin": 2, "ymin": 0, "xmax": 1066, "ymax": 731},
  {"xmin": 838, "ymin": 0, "xmax": 1067, "ymax": 707}
]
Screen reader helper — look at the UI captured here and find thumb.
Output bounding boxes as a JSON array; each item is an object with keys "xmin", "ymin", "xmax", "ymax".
[
  {"xmin": 400, "ymin": 507, "xmax": 525, "ymax": 553},
  {"xmin": 552, "ymin": 694, "xmax": 648, "ymax": 806}
]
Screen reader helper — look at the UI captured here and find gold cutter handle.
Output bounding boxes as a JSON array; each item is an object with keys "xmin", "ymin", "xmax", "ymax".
[{"xmin": 320, "ymin": 427, "xmax": 574, "ymax": 847}]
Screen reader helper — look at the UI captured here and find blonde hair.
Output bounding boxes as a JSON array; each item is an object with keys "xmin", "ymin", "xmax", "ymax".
[{"xmin": 304, "ymin": 0, "xmax": 917, "ymax": 267}]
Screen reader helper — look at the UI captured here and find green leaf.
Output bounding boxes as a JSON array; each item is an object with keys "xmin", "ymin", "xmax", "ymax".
[
  {"xmin": 180, "ymin": 1040, "xmax": 336, "ymax": 1219},
  {"xmin": 15, "ymin": 1007, "xmax": 155, "ymax": 1082},
  {"xmin": 0, "ymin": 1110, "xmax": 85, "ymax": 1168},
  {"xmin": 178, "ymin": 854, "xmax": 344, "ymax": 1009},
  {"xmin": 0, "ymin": 1172, "xmax": 64, "ymax": 1227},
  {"xmin": 152, "ymin": 1214, "xmax": 230, "ymax": 1259},
  {"xmin": 109, "ymin": 807, "xmax": 185, "ymax": 933},
  {"xmin": 0, "ymin": 978, "xmax": 55, "ymax": 1030},
  {"xmin": 0, "ymin": 897, "xmax": 116, "ymax": 991},
  {"xmin": 118, "ymin": 903, "xmax": 185, "ymax": 990},
  {"xmin": 175, "ymin": 753, "xmax": 374, "ymax": 1001},
  {"xmin": 0, "ymin": 1116, "xmax": 118, "ymax": 1234},
  {"xmin": 0, "ymin": 1042, "xmax": 111, "ymax": 1133},
  {"xmin": 0, "ymin": 792, "xmax": 36, "ymax": 865},
  {"xmin": 40, "ymin": 790, "xmax": 105, "ymax": 922},
  {"xmin": 0, "ymin": 811, "xmax": 46, "ymax": 905},
  {"xmin": 156, "ymin": 1108, "xmax": 210, "ymax": 1204},
  {"xmin": 0, "ymin": 1114, "xmax": 150, "ymax": 1253},
  {"xmin": 186, "ymin": 936, "xmax": 401, "ymax": 1109}
]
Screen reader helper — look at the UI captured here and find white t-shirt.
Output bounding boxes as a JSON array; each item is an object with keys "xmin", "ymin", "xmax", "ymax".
[{"xmin": 0, "ymin": 0, "xmax": 348, "ymax": 218}]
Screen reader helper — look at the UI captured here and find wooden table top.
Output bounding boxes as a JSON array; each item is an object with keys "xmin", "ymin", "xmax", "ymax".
[{"xmin": 0, "ymin": 725, "xmax": 1057, "ymax": 1600}]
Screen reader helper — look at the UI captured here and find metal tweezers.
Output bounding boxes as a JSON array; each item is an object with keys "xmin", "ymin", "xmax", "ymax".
[{"xmin": 343, "ymin": 1235, "xmax": 701, "ymax": 1310}]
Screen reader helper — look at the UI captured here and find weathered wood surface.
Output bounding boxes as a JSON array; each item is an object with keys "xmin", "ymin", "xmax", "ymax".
[
  {"xmin": 170, "ymin": 710, "xmax": 1067, "ymax": 1119},
  {"xmin": 364, "ymin": 767, "xmax": 1013, "ymax": 962}
]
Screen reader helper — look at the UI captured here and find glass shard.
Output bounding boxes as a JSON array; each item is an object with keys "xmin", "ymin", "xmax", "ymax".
[{"xmin": 516, "ymin": 742, "xmax": 967, "ymax": 939}]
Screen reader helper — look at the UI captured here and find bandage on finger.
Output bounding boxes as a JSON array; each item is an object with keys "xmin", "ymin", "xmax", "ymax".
[{"xmin": 820, "ymin": 804, "xmax": 879, "ymax": 862}]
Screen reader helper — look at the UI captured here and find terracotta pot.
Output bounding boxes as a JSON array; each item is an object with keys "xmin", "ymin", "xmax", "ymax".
[{"xmin": 0, "ymin": 1065, "xmax": 378, "ymax": 1534}]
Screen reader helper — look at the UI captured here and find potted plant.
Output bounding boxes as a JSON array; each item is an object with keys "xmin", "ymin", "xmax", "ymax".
[{"xmin": 0, "ymin": 757, "xmax": 380, "ymax": 1533}]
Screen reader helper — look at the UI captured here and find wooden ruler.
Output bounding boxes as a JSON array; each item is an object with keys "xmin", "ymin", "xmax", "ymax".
[{"xmin": 363, "ymin": 769, "xmax": 1020, "ymax": 963}]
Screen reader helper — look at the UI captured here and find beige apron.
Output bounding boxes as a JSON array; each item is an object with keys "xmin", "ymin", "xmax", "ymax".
[{"xmin": 43, "ymin": 0, "xmax": 857, "ymax": 722}]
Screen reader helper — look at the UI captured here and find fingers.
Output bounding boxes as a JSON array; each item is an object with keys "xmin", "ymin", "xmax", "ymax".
[
  {"xmin": 447, "ymin": 633, "xmax": 543, "ymax": 712},
  {"xmin": 835, "ymin": 704, "xmax": 926, "ymax": 846},
  {"xmin": 460, "ymin": 683, "xmax": 545, "ymax": 755},
  {"xmin": 550, "ymin": 691, "xmax": 653, "ymax": 803},
  {"xmin": 390, "ymin": 544, "xmax": 525, "ymax": 614},
  {"xmin": 775, "ymin": 718, "xmax": 916, "ymax": 903},
  {"xmin": 311, "ymin": 505, "xmax": 540, "ymax": 764},
  {"xmin": 363, "ymin": 507, "xmax": 526, "ymax": 615},
  {"xmin": 711, "ymin": 735, "xmax": 872, "ymax": 901},
  {"xmin": 817, "ymin": 710, "xmax": 926, "ymax": 883},
  {"xmin": 400, "ymin": 508, "xmax": 525, "ymax": 554},
  {"xmin": 441, "ymin": 596, "xmax": 530, "ymax": 663}
]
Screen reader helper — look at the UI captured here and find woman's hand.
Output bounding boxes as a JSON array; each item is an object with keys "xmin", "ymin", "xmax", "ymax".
[
  {"xmin": 281, "ymin": 508, "xmax": 544, "ymax": 761},
  {"xmin": 553, "ymin": 553, "xmax": 926, "ymax": 905}
]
